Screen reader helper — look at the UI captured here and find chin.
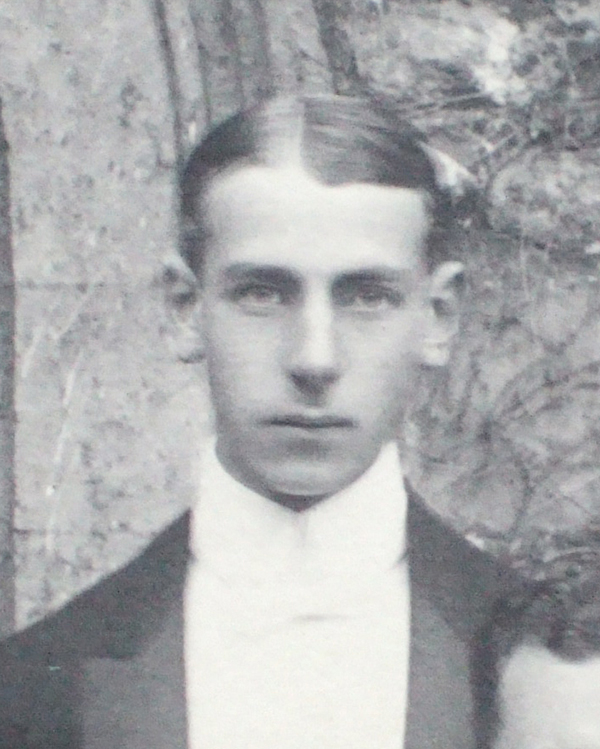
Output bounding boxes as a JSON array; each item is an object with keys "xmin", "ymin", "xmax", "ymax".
[{"xmin": 258, "ymin": 458, "xmax": 364, "ymax": 501}]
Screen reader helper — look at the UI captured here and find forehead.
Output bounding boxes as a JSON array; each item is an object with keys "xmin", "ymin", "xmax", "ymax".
[
  {"xmin": 202, "ymin": 165, "xmax": 430, "ymax": 274},
  {"xmin": 497, "ymin": 644, "xmax": 600, "ymax": 749}
]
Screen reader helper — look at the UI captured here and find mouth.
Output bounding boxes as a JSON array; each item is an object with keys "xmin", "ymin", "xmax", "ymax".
[{"xmin": 263, "ymin": 414, "xmax": 356, "ymax": 430}]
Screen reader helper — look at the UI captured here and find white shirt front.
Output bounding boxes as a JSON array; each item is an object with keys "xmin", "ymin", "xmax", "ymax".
[{"xmin": 184, "ymin": 441, "xmax": 411, "ymax": 749}]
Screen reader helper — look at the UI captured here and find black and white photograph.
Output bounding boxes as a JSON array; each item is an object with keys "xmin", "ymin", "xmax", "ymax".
[{"xmin": 1, "ymin": 1, "xmax": 600, "ymax": 747}]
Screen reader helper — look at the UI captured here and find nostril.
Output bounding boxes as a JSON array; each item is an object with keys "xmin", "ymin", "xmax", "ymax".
[{"xmin": 290, "ymin": 369, "xmax": 338, "ymax": 396}]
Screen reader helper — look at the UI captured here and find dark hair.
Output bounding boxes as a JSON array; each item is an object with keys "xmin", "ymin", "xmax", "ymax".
[
  {"xmin": 472, "ymin": 539, "xmax": 600, "ymax": 749},
  {"xmin": 179, "ymin": 95, "xmax": 457, "ymax": 279}
]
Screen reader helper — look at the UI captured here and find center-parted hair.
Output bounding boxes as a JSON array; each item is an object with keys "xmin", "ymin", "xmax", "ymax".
[
  {"xmin": 471, "ymin": 538, "xmax": 600, "ymax": 749},
  {"xmin": 179, "ymin": 95, "xmax": 457, "ymax": 279}
]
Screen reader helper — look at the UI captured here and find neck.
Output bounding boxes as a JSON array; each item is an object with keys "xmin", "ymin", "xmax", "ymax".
[{"xmin": 267, "ymin": 492, "xmax": 328, "ymax": 512}]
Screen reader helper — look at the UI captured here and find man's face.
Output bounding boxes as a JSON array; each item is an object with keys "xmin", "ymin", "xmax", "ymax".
[
  {"xmin": 495, "ymin": 644, "xmax": 600, "ymax": 749},
  {"xmin": 196, "ymin": 164, "xmax": 457, "ymax": 502}
]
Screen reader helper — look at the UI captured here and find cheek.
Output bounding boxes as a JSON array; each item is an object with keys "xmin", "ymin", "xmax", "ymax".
[
  {"xmin": 378, "ymin": 360, "xmax": 421, "ymax": 413},
  {"xmin": 205, "ymin": 300, "xmax": 285, "ymax": 350},
  {"xmin": 349, "ymin": 322, "xmax": 423, "ymax": 383},
  {"xmin": 348, "ymin": 352, "xmax": 420, "ymax": 432},
  {"xmin": 203, "ymin": 317, "xmax": 282, "ymax": 410},
  {"xmin": 345, "ymin": 309, "xmax": 426, "ymax": 355}
]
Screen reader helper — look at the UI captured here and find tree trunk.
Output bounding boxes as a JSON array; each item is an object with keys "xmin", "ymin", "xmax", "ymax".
[{"xmin": 0, "ymin": 100, "xmax": 15, "ymax": 636}]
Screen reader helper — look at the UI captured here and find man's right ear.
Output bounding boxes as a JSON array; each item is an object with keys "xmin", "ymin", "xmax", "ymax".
[{"xmin": 162, "ymin": 255, "xmax": 205, "ymax": 362}]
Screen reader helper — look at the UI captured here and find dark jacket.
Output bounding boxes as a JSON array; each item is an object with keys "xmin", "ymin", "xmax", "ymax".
[{"xmin": 0, "ymin": 487, "xmax": 507, "ymax": 749}]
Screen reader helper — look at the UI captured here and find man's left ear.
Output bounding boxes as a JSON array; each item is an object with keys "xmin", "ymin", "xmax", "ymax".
[{"xmin": 421, "ymin": 261, "xmax": 465, "ymax": 367}]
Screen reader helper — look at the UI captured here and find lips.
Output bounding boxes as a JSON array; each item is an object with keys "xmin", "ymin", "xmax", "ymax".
[{"xmin": 264, "ymin": 414, "xmax": 355, "ymax": 429}]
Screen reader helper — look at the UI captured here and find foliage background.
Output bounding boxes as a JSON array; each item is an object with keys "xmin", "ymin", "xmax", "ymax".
[{"xmin": 1, "ymin": 0, "xmax": 599, "ymax": 629}]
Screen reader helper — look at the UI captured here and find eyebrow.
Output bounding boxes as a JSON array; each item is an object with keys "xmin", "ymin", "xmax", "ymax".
[
  {"xmin": 334, "ymin": 268, "xmax": 413, "ymax": 285},
  {"xmin": 222, "ymin": 263, "xmax": 299, "ymax": 285},
  {"xmin": 222, "ymin": 263, "xmax": 414, "ymax": 285}
]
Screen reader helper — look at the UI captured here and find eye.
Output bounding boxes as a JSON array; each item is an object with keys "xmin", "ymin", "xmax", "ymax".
[
  {"xmin": 336, "ymin": 283, "xmax": 405, "ymax": 313},
  {"xmin": 230, "ymin": 283, "xmax": 287, "ymax": 312}
]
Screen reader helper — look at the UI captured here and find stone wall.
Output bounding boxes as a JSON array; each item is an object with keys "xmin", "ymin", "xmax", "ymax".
[{"xmin": 1, "ymin": 0, "xmax": 599, "ymax": 628}]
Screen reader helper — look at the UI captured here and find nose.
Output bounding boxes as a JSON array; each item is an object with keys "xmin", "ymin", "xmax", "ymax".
[{"xmin": 287, "ymin": 291, "xmax": 341, "ymax": 398}]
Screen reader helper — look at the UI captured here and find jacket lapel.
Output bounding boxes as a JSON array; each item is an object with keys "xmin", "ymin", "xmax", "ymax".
[
  {"xmin": 80, "ymin": 513, "xmax": 191, "ymax": 749},
  {"xmin": 404, "ymin": 485, "xmax": 502, "ymax": 749},
  {"xmin": 80, "ymin": 491, "xmax": 502, "ymax": 749}
]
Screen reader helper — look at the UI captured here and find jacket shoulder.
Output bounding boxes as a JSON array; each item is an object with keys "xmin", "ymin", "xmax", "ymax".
[
  {"xmin": 76, "ymin": 510, "xmax": 191, "ymax": 658},
  {"xmin": 407, "ymin": 486, "xmax": 512, "ymax": 641},
  {"xmin": 12, "ymin": 511, "xmax": 191, "ymax": 661},
  {"xmin": 0, "ymin": 513, "xmax": 190, "ymax": 747}
]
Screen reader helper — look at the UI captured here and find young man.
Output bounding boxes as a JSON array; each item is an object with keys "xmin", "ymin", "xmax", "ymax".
[
  {"xmin": 472, "ymin": 540, "xmax": 600, "ymax": 749},
  {"xmin": 1, "ymin": 95, "xmax": 507, "ymax": 749}
]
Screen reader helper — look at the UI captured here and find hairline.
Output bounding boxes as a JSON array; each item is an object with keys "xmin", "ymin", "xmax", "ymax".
[{"xmin": 179, "ymin": 95, "xmax": 454, "ymax": 279}]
